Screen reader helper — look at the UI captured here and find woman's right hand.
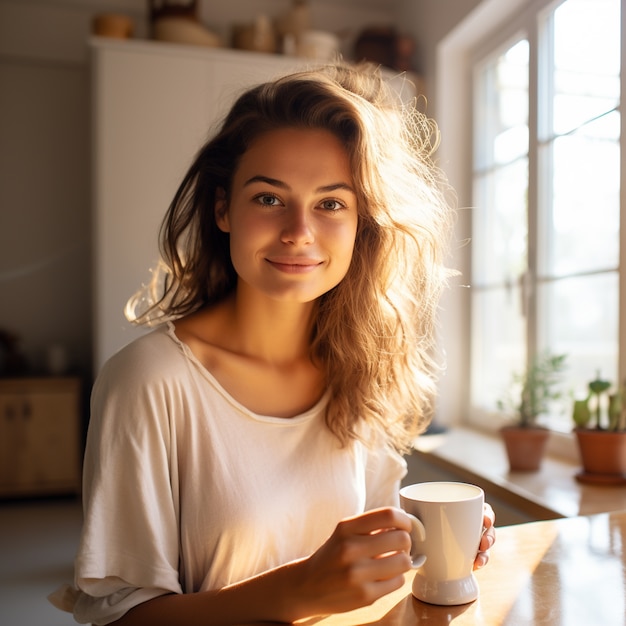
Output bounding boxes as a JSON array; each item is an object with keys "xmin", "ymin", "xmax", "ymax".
[
  {"xmin": 289, "ymin": 507, "xmax": 414, "ymax": 619},
  {"xmin": 106, "ymin": 508, "xmax": 415, "ymax": 626}
]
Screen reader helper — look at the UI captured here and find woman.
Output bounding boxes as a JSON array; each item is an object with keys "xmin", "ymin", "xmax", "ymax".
[{"xmin": 53, "ymin": 63, "xmax": 495, "ymax": 625}]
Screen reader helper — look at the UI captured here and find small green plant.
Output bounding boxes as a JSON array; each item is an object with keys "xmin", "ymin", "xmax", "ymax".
[
  {"xmin": 572, "ymin": 373, "xmax": 626, "ymax": 432},
  {"xmin": 498, "ymin": 352, "xmax": 567, "ymax": 428}
]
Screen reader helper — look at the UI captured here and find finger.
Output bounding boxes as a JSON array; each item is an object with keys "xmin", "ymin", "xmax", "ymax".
[
  {"xmin": 482, "ymin": 503, "xmax": 495, "ymax": 527},
  {"xmin": 340, "ymin": 507, "xmax": 413, "ymax": 536},
  {"xmin": 373, "ymin": 553, "xmax": 413, "ymax": 581},
  {"xmin": 358, "ymin": 573, "xmax": 407, "ymax": 606},
  {"xmin": 365, "ymin": 527, "xmax": 413, "ymax": 558},
  {"xmin": 479, "ymin": 525, "xmax": 496, "ymax": 552},
  {"xmin": 351, "ymin": 551, "xmax": 413, "ymax": 591},
  {"xmin": 336, "ymin": 528, "xmax": 411, "ymax": 569},
  {"xmin": 473, "ymin": 551, "xmax": 489, "ymax": 570}
]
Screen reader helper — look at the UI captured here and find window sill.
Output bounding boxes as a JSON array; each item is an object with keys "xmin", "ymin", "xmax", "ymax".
[{"xmin": 411, "ymin": 426, "xmax": 626, "ymax": 519}]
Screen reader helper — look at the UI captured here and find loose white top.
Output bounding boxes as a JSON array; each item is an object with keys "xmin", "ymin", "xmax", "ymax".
[{"xmin": 60, "ymin": 323, "xmax": 406, "ymax": 624}]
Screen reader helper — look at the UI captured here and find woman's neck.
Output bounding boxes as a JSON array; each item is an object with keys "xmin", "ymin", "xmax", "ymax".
[
  {"xmin": 225, "ymin": 289, "xmax": 316, "ymax": 367},
  {"xmin": 173, "ymin": 289, "xmax": 324, "ymax": 417}
]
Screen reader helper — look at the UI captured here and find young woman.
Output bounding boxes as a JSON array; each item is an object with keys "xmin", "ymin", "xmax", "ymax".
[{"xmin": 53, "ymin": 63, "xmax": 495, "ymax": 625}]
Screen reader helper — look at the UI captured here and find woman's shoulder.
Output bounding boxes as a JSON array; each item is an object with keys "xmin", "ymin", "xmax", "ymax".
[{"xmin": 96, "ymin": 323, "xmax": 188, "ymax": 387}]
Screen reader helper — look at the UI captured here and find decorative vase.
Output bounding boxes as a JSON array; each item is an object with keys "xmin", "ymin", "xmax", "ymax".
[
  {"xmin": 574, "ymin": 429, "xmax": 626, "ymax": 485},
  {"xmin": 500, "ymin": 426, "xmax": 550, "ymax": 472}
]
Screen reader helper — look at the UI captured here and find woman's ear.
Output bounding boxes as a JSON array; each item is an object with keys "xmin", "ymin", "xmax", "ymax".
[{"xmin": 215, "ymin": 187, "xmax": 230, "ymax": 233}]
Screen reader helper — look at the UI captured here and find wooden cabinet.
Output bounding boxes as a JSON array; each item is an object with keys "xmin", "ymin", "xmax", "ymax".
[{"xmin": 0, "ymin": 377, "xmax": 81, "ymax": 497}]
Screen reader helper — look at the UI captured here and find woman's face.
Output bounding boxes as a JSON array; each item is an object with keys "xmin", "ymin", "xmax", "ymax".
[{"xmin": 216, "ymin": 127, "xmax": 358, "ymax": 304}]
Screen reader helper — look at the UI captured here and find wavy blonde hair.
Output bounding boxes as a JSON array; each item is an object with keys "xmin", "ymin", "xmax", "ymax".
[{"xmin": 127, "ymin": 63, "xmax": 456, "ymax": 453}]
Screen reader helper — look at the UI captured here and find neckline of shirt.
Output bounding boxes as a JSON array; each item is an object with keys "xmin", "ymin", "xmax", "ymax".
[{"xmin": 162, "ymin": 321, "xmax": 329, "ymax": 424}]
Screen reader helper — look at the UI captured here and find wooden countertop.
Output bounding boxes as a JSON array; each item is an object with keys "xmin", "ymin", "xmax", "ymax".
[{"xmin": 297, "ymin": 509, "xmax": 626, "ymax": 625}]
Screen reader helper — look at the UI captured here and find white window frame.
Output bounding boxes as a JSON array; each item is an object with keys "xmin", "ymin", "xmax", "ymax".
[{"xmin": 434, "ymin": 0, "xmax": 626, "ymax": 461}]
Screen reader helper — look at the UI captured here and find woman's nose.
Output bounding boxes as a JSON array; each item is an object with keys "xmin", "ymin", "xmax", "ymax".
[{"xmin": 280, "ymin": 206, "xmax": 314, "ymax": 245}]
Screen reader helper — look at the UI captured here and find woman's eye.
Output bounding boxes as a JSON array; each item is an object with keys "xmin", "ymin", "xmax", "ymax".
[
  {"xmin": 320, "ymin": 199, "xmax": 345, "ymax": 212},
  {"xmin": 255, "ymin": 194, "xmax": 281, "ymax": 206}
]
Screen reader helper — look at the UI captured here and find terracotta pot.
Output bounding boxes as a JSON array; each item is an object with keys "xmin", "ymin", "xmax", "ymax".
[
  {"xmin": 500, "ymin": 426, "xmax": 550, "ymax": 472},
  {"xmin": 92, "ymin": 14, "xmax": 134, "ymax": 39},
  {"xmin": 575, "ymin": 429, "xmax": 626, "ymax": 484}
]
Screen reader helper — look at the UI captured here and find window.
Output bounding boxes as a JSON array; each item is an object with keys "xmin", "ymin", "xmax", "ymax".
[{"xmin": 437, "ymin": 0, "xmax": 622, "ymax": 433}]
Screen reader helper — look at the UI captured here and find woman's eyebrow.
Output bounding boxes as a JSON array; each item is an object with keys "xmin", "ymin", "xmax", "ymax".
[
  {"xmin": 244, "ymin": 175, "xmax": 288, "ymax": 189},
  {"xmin": 244, "ymin": 175, "xmax": 355, "ymax": 194},
  {"xmin": 317, "ymin": 183, "xmax": 356, "ymax": 194}
]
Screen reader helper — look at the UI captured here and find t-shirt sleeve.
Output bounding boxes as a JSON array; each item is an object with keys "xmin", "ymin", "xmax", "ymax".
[
  {"xmin": 364, "ymin": 444, "xmax": 408, "ymax": 510},
  {"xmin": 71, "ymin": 345, "xmax": 183, "ymax": 624}
]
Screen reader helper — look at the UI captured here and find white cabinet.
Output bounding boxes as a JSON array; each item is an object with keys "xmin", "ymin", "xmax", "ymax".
[
  {"xmin": 0, "ymin": 378, "xmax": 81, "ymax": 497},
  {"xmin": 91, "ymin": 38, "xmax": 307, "ymax": 371}
]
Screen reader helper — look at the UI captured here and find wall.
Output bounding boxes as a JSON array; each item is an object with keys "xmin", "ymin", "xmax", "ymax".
[
  {"xmin": 397, "ymin": 0, "xmax": 482, "ymax": 116},
  {"xmin": 0, "ymin": 0, "xmax": 485, "ymax": 382}
]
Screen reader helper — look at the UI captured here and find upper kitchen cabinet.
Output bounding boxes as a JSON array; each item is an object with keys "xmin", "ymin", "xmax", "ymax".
[{"xmin": 91, "ymin": 38, "xmax": 309, "ymax": 371}]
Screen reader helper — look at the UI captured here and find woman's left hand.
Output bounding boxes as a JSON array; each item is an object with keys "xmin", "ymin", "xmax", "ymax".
[{"xmin": 473, "ymin": 502, "xmax": 496, "ymax": 570}]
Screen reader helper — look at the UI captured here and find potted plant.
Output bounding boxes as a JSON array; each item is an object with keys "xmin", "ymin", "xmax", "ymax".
[
  {"xmin": 572, "ymin": 373, "xmax": 626, "ymax": 484},
  {"xmin": 498, "ymin": 352, "xmax": 567, "ymax": 471}
]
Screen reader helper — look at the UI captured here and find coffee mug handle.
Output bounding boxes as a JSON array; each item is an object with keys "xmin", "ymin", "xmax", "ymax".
[{"xmin": 406, "ymin": 513, "xmax": 427, "ymax": 568}]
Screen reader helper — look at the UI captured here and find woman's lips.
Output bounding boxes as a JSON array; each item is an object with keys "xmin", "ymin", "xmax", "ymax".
[{"xmin": 266, "ymin": 258, "xmax": 323, "ymax": 274}]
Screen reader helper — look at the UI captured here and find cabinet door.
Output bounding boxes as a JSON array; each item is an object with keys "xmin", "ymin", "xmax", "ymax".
[
  {"xmin": 92, "ymin": 40, "xmax": 305, "ymax": 372},
  {"xmin": 0, "ymin": 386, "xmax": 81, "ymax": 495},
  {"xmin": 93, "ymin": 45, "xmax": 218, "ymax": 369},
  {"xmin": 17, "ymin": 391, "xmax": 80, "ymax": 490},
  {"xmin": 0, "ymin": 392, "xmax": 21, "ymax": 487}
]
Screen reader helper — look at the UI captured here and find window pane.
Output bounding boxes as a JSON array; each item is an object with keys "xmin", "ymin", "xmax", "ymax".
[
  {"xmin": 552, "ymin": 0, "xmax": 620, "ymax": 135},
  {"xmin": 538, "ymin": 272, "xmax": 619, "ymax": 428},
  {"xmin": 472, "ymin": 37, "xmax": 529, "ymax": 420},
  {"xmin": 473, "ymin": 159, "xmax": 528, "ymax": 285},
  {"xmin": 471, "ymin": 286, "xmax": 525, "ymax": 412},
  {"xmin": 475, "ymin": 39, "xmax": 529, "ymax": 169},
  {"xmin": 540, "ymin": 112, "xmax": 620, "ymax": 276}
]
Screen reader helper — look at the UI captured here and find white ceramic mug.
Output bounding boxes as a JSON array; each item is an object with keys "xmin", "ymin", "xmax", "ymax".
[{"xmin": 400, "ymin": 481, "xmax": 485, "ymax": 606}]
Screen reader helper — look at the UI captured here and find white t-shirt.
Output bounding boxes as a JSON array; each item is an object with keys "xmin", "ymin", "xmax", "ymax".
[{"xmin": 63, "ymin": 323, "xmax": 407, "ymax": 624}]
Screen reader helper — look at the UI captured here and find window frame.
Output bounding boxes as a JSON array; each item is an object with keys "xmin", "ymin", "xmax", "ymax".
[{"xmin": 434, "ymin": 0, "xmax": 625, "ymax": 460}]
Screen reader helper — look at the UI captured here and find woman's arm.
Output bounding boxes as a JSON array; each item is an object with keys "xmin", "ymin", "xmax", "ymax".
[
  {"xmin": 111, "ymin": 507, "xmax": 414, "ymax": 625},
  {"xmin": 112, "ymin": 504, "xmax": 497, "ymax": 625}
]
